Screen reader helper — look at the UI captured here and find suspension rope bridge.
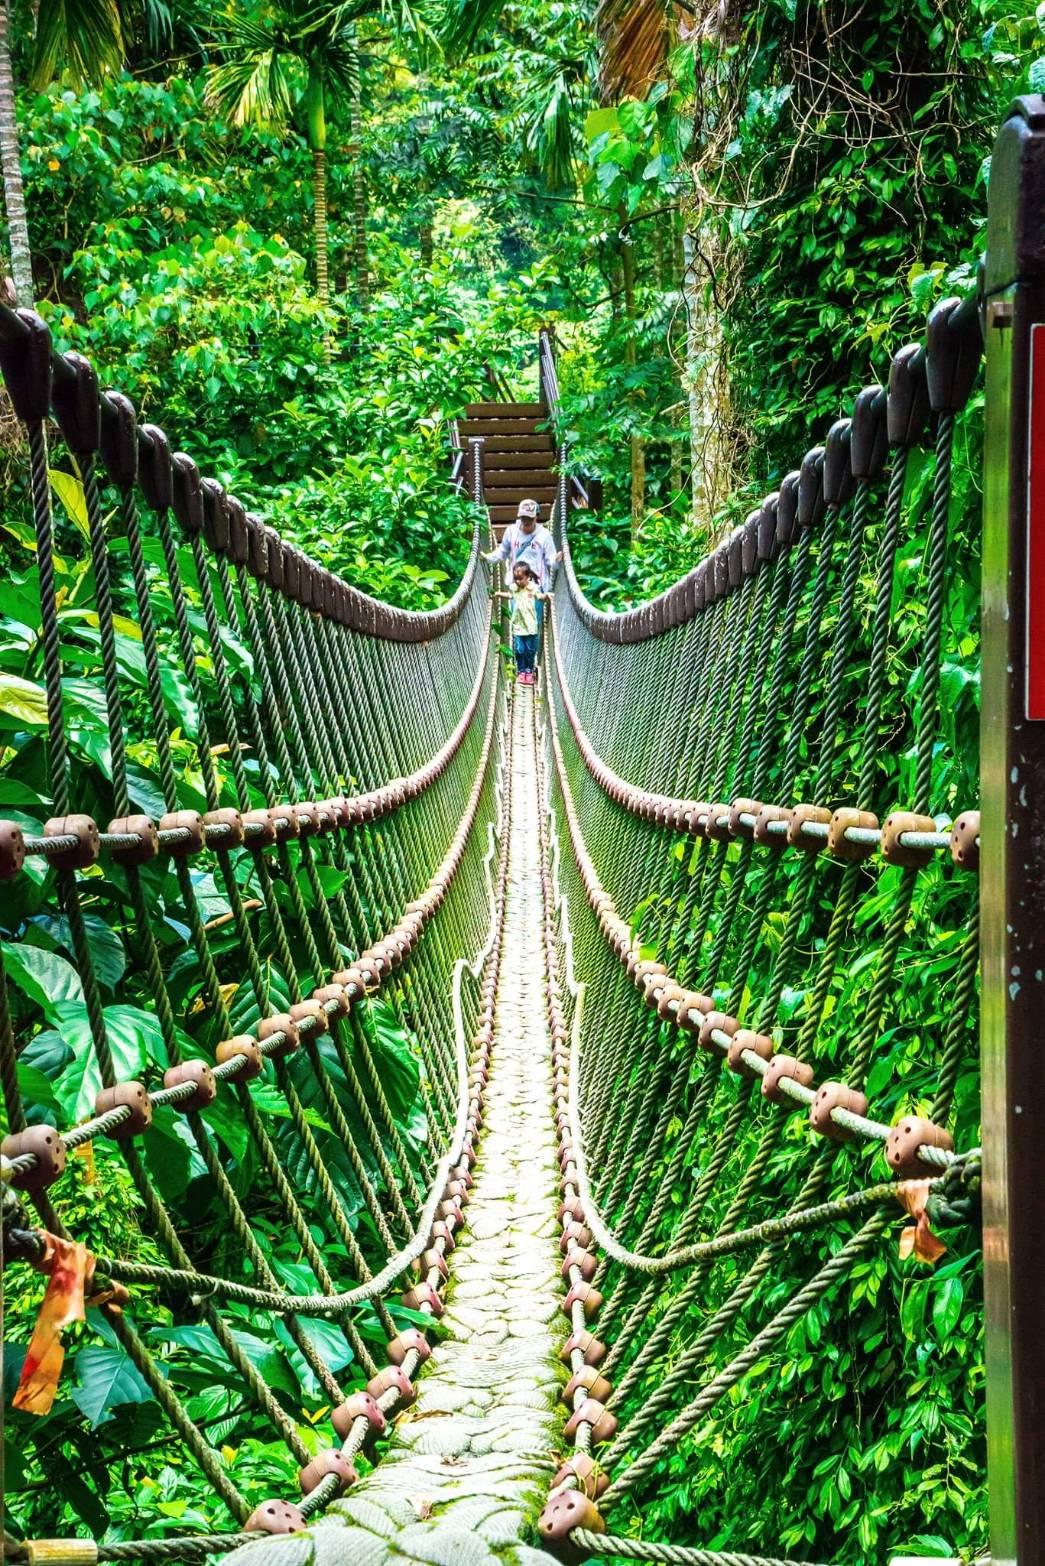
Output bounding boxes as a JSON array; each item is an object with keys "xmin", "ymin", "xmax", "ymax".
[{"xmin": 3, "ymin": 95, "xmax": 1045, "ymax": 1566}]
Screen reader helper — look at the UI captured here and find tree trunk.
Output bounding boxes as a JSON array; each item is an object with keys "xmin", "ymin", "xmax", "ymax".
[
  {"xmin": 0, "ymin": 0, "xmax": 33, "ymax": 305},
  {"xmin": 670, "ymin": 417, "xmax": 683, "ymax": 503},
  {"xmin": 621, "ymin": 232, "xmax": 644, "ymax": 538},
  {"xmin": 682, "ymin": 226, "xmax": 729, "ymax": 537},
  {"xmin": 312, "ymin": 146, "xmax": 330, "ymax": 308},
  {"xmin": 630, "ymin": 431, "xmax": 645, "ymax": 535},
  {"xmin": 348, "ymin": 79, "xmax": 368, "ymax": 313}
]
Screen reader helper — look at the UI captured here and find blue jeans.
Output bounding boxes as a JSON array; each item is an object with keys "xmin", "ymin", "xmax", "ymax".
[{"xmin": 514, "ymin": 634, "xmax": 538, "ymax": 675}]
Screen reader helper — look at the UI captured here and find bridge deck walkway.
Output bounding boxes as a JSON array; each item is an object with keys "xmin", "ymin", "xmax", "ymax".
[{"xmin": 271, "ymin": 689, "xmax": 564, "ymax": 1566}]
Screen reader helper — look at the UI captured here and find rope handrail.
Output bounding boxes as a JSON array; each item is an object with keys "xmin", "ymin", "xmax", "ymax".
[
  {"xmin": 549, "ymin": 597, "xmax": 980, "ymax": 870},
  {"xmin": 1, "ymin": 650, "xmax": 499, "ymax": 1182},
  {"xmin": 555, "ymin": 298, "xmax": 980, "ymax": 647},
  {"xmin": 0, "ymin": 288, "xmax": 516, "ymax": 1549},
  {"xmin": 544, "ymin": 605, "xmax": 970, "ymax": 1174},
  {"xmin": 6, "ymin": 753, "xmax": 512, "ymax": 1322},
  {"xmin": 0, "ymin": 610, "xmax": 492, "ymax": 875},
  {"xmin": 533, "ymin": 288, "xmax": 984, "ymax": 1560},
  {"xmin": 0, "ymin": 304, "xmax": 481, "ymax": 643}
]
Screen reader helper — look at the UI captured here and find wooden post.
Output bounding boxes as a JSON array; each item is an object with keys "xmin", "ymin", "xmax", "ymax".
[{"xmin": 981, "ymin": 92, "xmax": 1045, "ymax": 1566}]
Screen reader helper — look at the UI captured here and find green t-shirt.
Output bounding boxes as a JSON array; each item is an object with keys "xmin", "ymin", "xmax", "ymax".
[{"xmin": 510, "ymin": 584, "xmax": 540, "ymax": 637}]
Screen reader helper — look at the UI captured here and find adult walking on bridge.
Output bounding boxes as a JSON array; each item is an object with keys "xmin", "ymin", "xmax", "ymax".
[{"xmin": 483, "ymin": 497, "xmax": 561, "ymax": 594}]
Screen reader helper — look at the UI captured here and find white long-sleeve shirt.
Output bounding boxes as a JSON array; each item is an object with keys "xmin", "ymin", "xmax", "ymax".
[{"xmin": 484, "ymin": 522, "xmax": 557, "ymax": 591}]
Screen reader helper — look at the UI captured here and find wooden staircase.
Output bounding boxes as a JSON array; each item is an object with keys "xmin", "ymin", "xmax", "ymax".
[{"xmin": 459, "ymin": 401, "xmax": 557, "ymax": 540}]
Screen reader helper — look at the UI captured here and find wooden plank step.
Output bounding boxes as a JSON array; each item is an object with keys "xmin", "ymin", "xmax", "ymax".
[
  {"xmin": 483, "ymin": 485, "xmax": 557, "ymax": 504},
  {"xmin": 460, "ymin": 418, "xmax": 548, "ymax": 437},
  {"xmin": 489, "ymin": 503, "xmax": 553, "ymax": 523},
  {"xmin": 483, "ymin": 451, "xmax": 555, "ymax": 470},
  {"xmin": 483, "ymin": 470, "xmax": 557, "ymax": 488},
  {"xmin": 477, "ymin": 435, "xmax": 555, "ymax": 452},
  {"xmin": 466, "ymin": 402, "xmax": 547, "ymax": 417}
]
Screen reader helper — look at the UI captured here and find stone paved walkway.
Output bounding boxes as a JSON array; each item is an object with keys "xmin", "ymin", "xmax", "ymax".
[{"xmin": 305, "ymin": 688, "xmax": 565, "ymax": 1566}]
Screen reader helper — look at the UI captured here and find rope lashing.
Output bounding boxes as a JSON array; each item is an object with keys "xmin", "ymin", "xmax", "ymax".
[
  {"xmin": 533, "ymin": 297, "xmax": 982, "ymax": 1562},
  {"xmin": 543, "ymin": 611, "xmax": 965, "ymax": 1177},
  {"xmin": 549, "ymin": 589, "xmax": 976, "ymax": 870},
  {"xmin": 0, "ymin": 283, "xmax": 987, "ymax": 1566},
  {"xmin": 7, "ymin": 674, "xmax": 506, "ymax": 1320},
  {"xmin": 6, "ymin": 633, "xmax": 490, "ymax": 871},
  {"xmin": 0, "ymin": 303, "xmax": 513, "ymax": 1546},
  {"xmin": 2, "ymin": 655, "xmax": 499, "ymax": 1182}
]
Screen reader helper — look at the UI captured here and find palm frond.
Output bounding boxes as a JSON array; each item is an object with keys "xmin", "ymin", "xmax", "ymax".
[
  {"xmin": 521, "ymin": 68, "xmax": 577, "ymax": 188},
  {"xmin": 140, "ymin": 0, "xmax": 173, "ymax": 55},
  {"xmin": 322, "ymin": 38, "xmax": 361, "ymax": 101},
  {"xmin": 322, "ymin": 47, "xmax": 360, "ymax": 101},
  {"xmin": 437, "ymin": 0, "xmax": 505, "ymax": 57},
  {"xmin": 30, "ymin": 0, "xmax": 124, "ymax": 87},
  {"xmin": 206, "ymin": 45, "xmax": 297, "ymax": 129},
  {"xmin": 596, "ymin": 0, "xmax": 673, "ymax": 103}
]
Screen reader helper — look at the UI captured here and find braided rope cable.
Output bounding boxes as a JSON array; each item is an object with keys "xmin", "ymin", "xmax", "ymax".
[
  {"xmin": 543, "ymin": 605, "xmax": 965, "ymax": 1174},
  {"xmin": 8, "ymin": 658, "xmax": 502, "ymax": 1317},
  {"xmin": 571, "ymin": 1535, "xmax": 833, "ymax": 1566},
  {"xmin": 537, "ymin": 693, "xmax": 948, "ymax": 1279},
  {"xmin": 600, "ymin": 1214, "xmax": 889, "ymax": 1504},
  {"xmin": 551, "ymin": 552, "xmax": 968, "ymax": 869}
]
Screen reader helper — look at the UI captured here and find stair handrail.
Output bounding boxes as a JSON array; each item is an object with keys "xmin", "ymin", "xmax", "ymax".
[
  {"xmin": 449, "ymin": 416, "xmax": 467, "ymax": 491},
  {"xmin": 538, "ymin": 326, "xmax": 602, "ymax": 516},
  {"xmin": 484, "ymin": 359, "xmax": 516, "ymax": 403}
]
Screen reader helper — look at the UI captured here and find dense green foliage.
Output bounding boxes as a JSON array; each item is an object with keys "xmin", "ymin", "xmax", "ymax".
[
  {"xmin": 609, "ymin": 435, "xmax": 984, "ymax": 1561},
  {"xmin": 0, "ymin": 0, "xmax": 1022, "ymax": 1554},
  {"xmin": 1, "ymin": 487, "xmax": 443, "ymax": 1534}
]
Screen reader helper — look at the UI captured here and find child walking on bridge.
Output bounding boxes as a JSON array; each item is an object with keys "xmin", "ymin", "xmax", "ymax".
[{"xmin": 494, "ymin": 561, "xmax": 548, "ymax": 686}]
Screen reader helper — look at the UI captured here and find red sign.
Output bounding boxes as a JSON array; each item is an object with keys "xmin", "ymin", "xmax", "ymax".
[{"xmin": 1029, "ymin": 323, "xmax": 1045, "ymax": 718}]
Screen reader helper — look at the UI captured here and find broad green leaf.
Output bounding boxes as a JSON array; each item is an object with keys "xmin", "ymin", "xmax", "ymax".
[
  {"xmin": 229, "ymin": 966, "xmax": 291, "ymax": 1038},
  {"xmin": 1, "ymin": 940, "xmax": 84, "ymax": 1018},
  {"xmin": 272, "ymin": 1317, "xmax": 353, "ymax": 1398},
  {"xmin": 15, "ymin": 1060, "xmax": 61, "ymax": 1118},
  {"xmin": 932, "ymin": 1275, "xmax": 964, "ymax": 1340},
  {"xmin": 200, "ymin": 1093, "xmax": 250, "ymax": 1166},
  {"xmin": 144, "ymin": 1106, "xmax": 201, "ymax": 1197},
  {"xmin": 49, "ymin": 469, "xmax": 90, "ymax": 537},
  {"xmin": 160, "ymin": 662, "xmax": 199, "ymax": 738},
  {"xmin": 297, "ymin": 861, "xmax": 349, "ymax": 908},
  {"xmin": 72, "ymin": 1345, "xmax": 152, "ymax": 1427},
  {"xmin": 0, "ymin": 780, "xmax": 48, "ymax": 808},
  {"xmin": 19, "ymin": 1026, "xmax": 73, "ymax": 1079},
  {"xmin": 187, "ymin": 870, "xmax": 234, "ymax": 926},
  {"xmin": 150, "ymin": 1323, "xmax": 299, "ymax": 1399},
  {"xmin": 363, "ymin": 998, "xmax": 419, "ymax": 1121},
  {"xmin": 45, "ymin": 1001, "xmax": 168, "ymax": 1120},
  {"xmin": 126, "ymin": 763, "xmax": 169, "ymax": 822},
  {"xmin": 0, "ymin": 674, "xmax": 49, "ymax": 730},
  {"xmin": 583, "ymin": 106, "xmax": 618, "ymax": 142},
  {"xmin": 32, "ymin": 913, "xmax": 126, "ymax": 991}
]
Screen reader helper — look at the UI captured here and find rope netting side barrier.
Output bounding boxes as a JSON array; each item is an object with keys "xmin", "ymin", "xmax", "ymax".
[
  {"xmin": 0, "ymin": 305, "xmax": 513, "ymax": 1554},
  {"xmin": 532, "ymin": 294, "xmax": 985, "ymax": 1562},
  {"xmin": 9, "ymin": 93, "xmax": 1045, "ymax": 1566}
]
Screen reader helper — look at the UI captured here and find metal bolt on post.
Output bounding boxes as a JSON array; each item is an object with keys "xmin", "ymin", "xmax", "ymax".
[{"xmin": 468, "ymin": 436, "xmax": 485, "ymax": 507}]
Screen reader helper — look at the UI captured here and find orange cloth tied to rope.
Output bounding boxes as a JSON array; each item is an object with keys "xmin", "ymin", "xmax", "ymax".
[
  {"xmin": 13, "ymin": 1234, "xmax": 95, "ymax": 1415},
  {"xmin": 896, "ymin": 1179, "xmax": 947, "ymax": 1265}
]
